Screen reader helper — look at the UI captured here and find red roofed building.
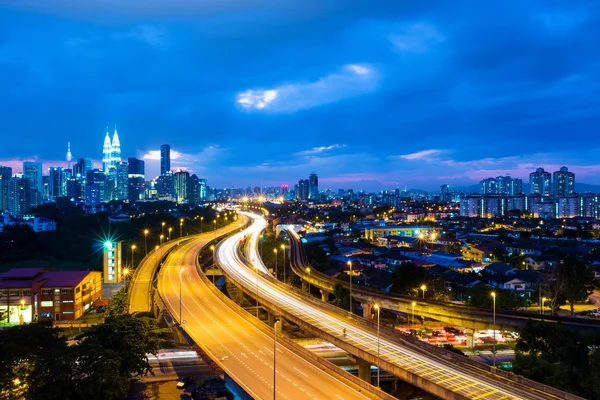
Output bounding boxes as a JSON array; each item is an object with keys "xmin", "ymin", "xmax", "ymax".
[{"xmin": 0, "ymin": 268, "xmax": 102, "ymax": 324}]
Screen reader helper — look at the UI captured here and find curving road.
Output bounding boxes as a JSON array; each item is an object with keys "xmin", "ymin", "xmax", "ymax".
[
  {"xmin": 216, "ymin": 212, "xmax": 575, "ymax": 400},
  {"xmin": 157, "ymin": 219, "xmax": 384, "ymax": 400}
]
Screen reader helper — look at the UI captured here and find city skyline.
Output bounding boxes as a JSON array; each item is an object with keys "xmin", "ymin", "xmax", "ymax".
[{"xmin": 1, "ymin": 2, "xmax": 600, "ymax": 190}]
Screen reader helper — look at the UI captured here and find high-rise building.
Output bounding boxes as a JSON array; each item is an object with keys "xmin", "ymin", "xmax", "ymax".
[
  {"xmin": 157, "ymin": 172, "xmax": 174, "ymax": 200},
  {"xmin": 7, "ymin": 178, "xmax": 31, "ymax": 218},
  {"xmin": 23, "ymin": 162, "xmax": 43, "ymax": 207},
  {"xmin": 529, "ymin": 168, "xmax": 552, "ymax": 196},
  {"xmin": 0, "ymin": 165, "xmax": 12, "ymax": 179},
  {"xmin": 296, "ymin": 179, "xmax": 309, "ymax": 201},
  {"xmin": 111, "ymin": 129, "xmax": 121, "ymax": 168},
  {"xmin": 440, "ymin": 184, "xmax": 450, "ymax": 202},
  {"xmin": 48, "ymin": 167, "xmax": 66, "ymax": 199},
  {"xmin": 115, "ymin": 162, "xmax": 129, "ymax": 201},
  {"xmin": 308, "ymin": 173, "xmax": 319, "ymax": 200},
  {"xmin": 66, "ymin": 177, "xmax": 82, "ymax": 200},
  {"xmin": 101, "ymin": 127, "xmax": 121, "ymax": 174},
  {"xmin": 480, "ymin": 178, "xmax": 496, "ymax": 195},
  {"xmin": 127, "ymin": 158, "xmax": 145, "ymax": 203},
  {"xmin": 74, "ymin": 158, "xmax": 94, "ymax": 179},
  {"xmin": 160, "ymin": 144, "xmax": 171, "ymax": 175},
  {"xmin": 198, "ymin": 179, "xmax": 207, "ymax": 201},
  {"xmin": 86, "ymin": 170, "xmax": 106, "ymax": 205},
  {"xmin": 102, "ymin": 130, "xmax": 112, "ymax": 172},
  {"xmin": 174, "ymin": 170, "xmax": 189, "ymax": 204},
  {"xmin": 0, "ymin": 177, "xmax": 7, "ymax": 212},
  {"xmin": 509, "ymin": 179, "xmax": 523, "ymax": 196},
  {"xmin": 553, "ymin": 166, "xmax": 575, "ymax": 198},
  {"xmin": 127, "ymin": 158, "xmax": 145, "ymax": 177}
]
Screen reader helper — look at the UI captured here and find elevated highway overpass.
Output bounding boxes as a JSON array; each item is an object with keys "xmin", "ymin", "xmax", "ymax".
[
  {"xmin": 284, "ymin": 228, "xmax": 600, "ymax": 332},
  {"xmin": 156, "ymin": 217, "xmax": 392, "ymax": 400},
  {"xmin": 217, "ymin": 212, "xmax": 581, "ymax": 400}
]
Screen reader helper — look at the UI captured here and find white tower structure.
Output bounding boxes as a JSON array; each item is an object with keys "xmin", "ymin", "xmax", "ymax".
[
  {"xmin": 111, "ymin": 127, "xmax": 121, "ymax": 169},
  {"xmin": 66, "ymin": 142, "xmax": 73, "ymax": 170},
  {"xmin": 102, "ymin": 128, "xmax": 112, "ymax": 172}
]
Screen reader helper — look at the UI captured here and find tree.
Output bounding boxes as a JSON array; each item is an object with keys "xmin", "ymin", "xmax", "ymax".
[
  {"xmin": 390, "ymin": 263, "xmax": 428, "ymax": 297},
  {"xmin": 556, "ymin": 256, "xmax": 595, "ymax": 317},
  {"xmin": 107, "ymin": 284, "xmax": 129, "ymax": 316},
  {"xmin": 331, "ymin": 283, "xmax": 350, "ymax": 310}
]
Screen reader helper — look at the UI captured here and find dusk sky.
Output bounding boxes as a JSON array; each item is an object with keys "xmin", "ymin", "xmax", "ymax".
[{"xmin": 1, "ymin": 1, "xmax": 599, "ymax": 191}]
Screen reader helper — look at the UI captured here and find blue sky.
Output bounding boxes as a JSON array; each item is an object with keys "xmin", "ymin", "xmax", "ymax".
[{"xmin": 1, "ymin": 1, "xmax": 600, "ymax": 190}]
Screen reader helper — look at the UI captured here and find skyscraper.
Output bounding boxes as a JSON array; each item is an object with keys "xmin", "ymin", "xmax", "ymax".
[
  {"xmin": 0, "ymin": 165, "xmax": 12, "ymax": 179},
  {"xmin": 48, "ymin": 167, "xmax": 66, "ymax": 199},
  {"xmin": 553, "ymin": 166, "xmax": 575, "ymax": 197},
  {"xmin": 529, "ymin": 168, "xmax": 552, "ymax": 196},
  {"xmin": 308, "ymin": 173, "xmax": 318, "ymax": 200},
  {"xmin": 111, "ymin": 128, "xmax": 121, "ymax": 168},
  {"xmin": 174, "ymin": 170, "xmax": 189, "ymax": 204},
  {"xmin": 160, "ymin": 144, "xmax": 171, "ymax": 175},
  {"xmin": 115, "ymin": 162, "xmax": 129, "ymax": 201},
  {"xmin": 0, "ymin": 177, "xmax": 7, "ymax": 212},
  {"xmin": 440, "ymin": 184, "xmax": 450, "ymax": 202},
  {"xmin": 102, "ymin": 130, "xmax": 112, "ymax": 172},
  {"xmin": 127, "ymin": 157, "xmax": 145, "ymax": 203},
  {"xmin": 23, "ymin": 162, "xmax": 43, "ymax": 207},
  {"xmin": 297, "ymin": 179, "xmax": 309, "ymax": 201},
  {"xmin": 7, "ymin": 178, "xmax": 31, "ymax": 218}
]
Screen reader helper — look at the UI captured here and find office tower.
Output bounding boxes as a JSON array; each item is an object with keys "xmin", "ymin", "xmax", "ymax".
[
  {"xmin": 86, "ymin": 169, "xmax": 106, "ymax": 206},
  {"xmin": 188, "ymin": 174, "xmax": 199, "ymax": 205},
  {"xmin": 127, "ymin": 157, "xmax": 145, "ymax": 203},
  {"xmin": 440, "ymin": 184, "xmax": 450, "ymax": 202},
  {"xmin": 127, "ymin": 157, "xmax": 145, "ymax": 177},
  {"xmin": 297, "ymin": 179, "xmax": 309, "ymax": 201},
  {"xmin": 7, "ymin": 178, "xmax": 31, "ymax": 218},
  {"xmin": 0, "ymin": 177, "xmax": 6, "ymax": 212},
  {"xmin": 0, "ymin": 165, "xmax": 12, "ymax": 180},
  {"xmin": 111, "ymin": 128, "xmax": 121, "ymax": 168},
  {"xmin": 102, "ymin": 130, "xmax": 112, "ymax": 172},
  {"xmin": 23, "ymin": 162, "xmax": 43, "ymax": 207},
  {"xmin": 553, "ymin": 166, "xmax": 575, "ymax": 197},
  {"xmin": 529, "ymin": 167, "xmax": 551, "ymax": 196},
  {"xmin": 48, "ymin": 167, "xmax": 66, "ymax": 199},
  {"xmin": 156, "ymin": 172, "xmax": 174, "ymax": 199},
  {"xmin": 115, "ymin": 162, "xmax": 129, "ymax": 201},
  {"xmin": 198, "ymin": 178, "xmax": 207, "ymax": 201},
  {"xmin": 308, "ymin": 173, "xmax": 319, "ymax": 200},
  {"xmin": 174, "ymin": 170, "xmax": 190, "ymax": 204},
  {"xmin": 74, "ymin": 158, "xmax": 94, "ymax": 179},
  {"xmin": 160, "ymin": 144, "xmax": 171, "ymax": 175},
  {"xmin": 66, "ymin": 177, "xmax": 82, "ymax": 200}
]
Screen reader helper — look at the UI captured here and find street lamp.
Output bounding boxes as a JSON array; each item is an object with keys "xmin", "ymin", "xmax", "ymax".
[
  {"xmin": 213, "ymin": 220, "xmax": 217, "ymax": 240},
  {"xmin": 123, "ymin": 268, "xmax": 130, "ymax": 283},
  {"xmin": 131, "ymin": 244, "xmax": 136, "ymax": 268},
  {"xmin": 200, "ymin": 216, "xmax": 204, "ymax": 234},
  {"xmin": 491, "ymin": 291, "xmax": 496, "ymax": 367},
  {"xmin": 180, "ymin": 218, "xmax": 184, "ymax": 238},
  {"xmin": 541, "ymin": 297, "xmax": 547, "ymax": 315},
  {"xmin": 273, "ymin": 317, "xmax": 280, "ymax": 400},
  {"xmin": 161, "ymin": 221, "xmax": 165, "ymax": 236},
  {"xmin": 306, "ymin": 267, "xmax": 311, "ymax": 294},
  {"xmin": 280, "ymin": 244, "xmax": 286, "ymax": 284},
  {"xmin": 420, "ymin": 284, "xmax": 427, "ymax": 299},
  {"xmin": 168, "ymin": 227, "xmax": 173, "ymax": 240},
  {"xmin": 273, "ymin": 248, "xmax": 278, "ymax": 279},
  {"xmin": 179, "ymin": 267, "xmax": 185, "ymax": 325},
  {"xmin": 144, "ymin": 229, "xmax": 149, "ymax": 255},
  {"xmin": 210, "ymin": 245, "xmax": 216, "ymax": 284},
  {"xmin": 374, "ymin": 303, "xmax": 381, "ymax": 388},
  {"xmin": 411, "ymin": 301, "xmax": 416, "ymax": 326},
  {"xmin": 20, "ymin": 299, "xmax": 25, "ymax": 324},
  {"xmin": 160, "ymin": 234, "xmax": 164, "ymax": 245},
  {"xmin": 347, "ymin": 261, "xmax": 353, "ymax": 313}
]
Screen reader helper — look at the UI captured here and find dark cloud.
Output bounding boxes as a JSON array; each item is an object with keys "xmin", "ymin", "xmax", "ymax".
[{"xmin": 0, "ymin": 1, "xmax": 599, "ymax": 190}]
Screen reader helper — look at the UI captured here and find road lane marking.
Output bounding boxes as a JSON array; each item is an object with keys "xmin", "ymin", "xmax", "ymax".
[{"xmin": 293, "ymin": 367, "xmax": 308, "ymax": 378}]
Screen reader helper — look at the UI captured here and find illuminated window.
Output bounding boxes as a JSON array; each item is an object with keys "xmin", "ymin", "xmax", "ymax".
[
  {"xmin": 42, "ymin": 289, "xmax": 53, "ymax": 295},
  {"xmin": 41, "ymin": 301, "xmax": 53, "ymax": 307}
]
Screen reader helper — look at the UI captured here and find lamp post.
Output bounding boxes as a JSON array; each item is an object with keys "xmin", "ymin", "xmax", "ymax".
[
  {"xmin": 541, "ymin": 297, "xmax": 547, "ymax": 316},
  {"xmin": 281, "ymin": 244, "xmax": 286, "ymax": 284},
  {"xmin": 491, "ymin": 291, "xmax": 496, "ymax": 367},
  {"xmin": 273, "ymin": 317, "xmax": 280, "ymax": 400},
  {"xmin": 374, "ymin": 303, "xmax": 381, "ymax": 388},
  {"xmin": 160, "ymin": 234, "xmax": 164, "ymax": 245},
  {"xmin": 347, "ymin": 261, "xmax": 353, "ymax": 313},
  {"xmin": 20, "ymin": 299, "xmax": 25, "ymax": 325},
  {"xmin": 144, "ymin": 229, "xmax": 149, "ymax": 255},
  {"xmin": 161, "ymin": 221, "xmax": 165, "ymax": 237},
  {"xmin": 306, "ymin": 267, "xmax": 311, "ymax": 294},
  {"xmin": 214, "ymin": 220, "xmax": 217, "ymax": 241},
  {"xmin": 131, "ymin": 244, "xmax": 136, "ymax": 268},
  {"xmin": 255, "ymin": 265, "xmax": 260, "ymax": 319},
  {"xmin": 273, "ymin": 248, "xmax": 278, "ymax": 279},
  {"xmin": 180, "ymin": 218, "xmax": 184, "ymax": 238},
  {"xmin": 411, "ymin": 301, "xmax": 416, "ymax": 326},
  {"xmin": 168, "ymin": 227, "xmax": 173, "ymax": 241},
  {"xmin": 179, "ymin": 267, "xmax": 185, "ymax": 325},
  {"xmin": 200, "ymin": 216, "xmax": 204, "ymax": 234},
  {"xmin": 210, "ymin": 245, "xmax": 216, "ymax": 284},
  {"xmin": 420, "ymin": 284, "xmax": 427, "ymax": 299}
]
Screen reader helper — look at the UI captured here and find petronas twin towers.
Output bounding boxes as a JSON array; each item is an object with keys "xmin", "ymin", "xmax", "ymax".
[{"xmin": 102, "ymin": 127, "xmax": 121, "ymax": 173}]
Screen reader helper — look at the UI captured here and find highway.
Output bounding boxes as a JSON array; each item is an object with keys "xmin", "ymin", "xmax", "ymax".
[
  {"xmin": 157, "ymin": 219, "xmax": 386, "ymax": 400},
  {"xmin": 129, "ymin": 222, "xmax": 244, "ymax": 313},
  {"xmin": 284, "ymin": 228, "xmax": 600, "ymax": 332},
  {"xmin": 216, "ymin": 212, "xmax": 575, "ymax": 400}
]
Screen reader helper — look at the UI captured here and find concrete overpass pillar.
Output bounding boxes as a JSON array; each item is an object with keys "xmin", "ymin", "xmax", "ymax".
[
  {"xmin": 362, "ymin": 303, "xmax": 373, "ymax": 319},
  {"xmin": 320, "ymin": 289, "xmax": 330, "ymax": 302},
  {"xmin": 267, "ymin": 312, "xmax": 283, "ymax": 333},
  {"xmin": 356, "ymin": 358, "xmax": 372, "ymax": 383},
  {"xmin": 466, "ymin": 329, "xmax": 475, "ymax": 349}
]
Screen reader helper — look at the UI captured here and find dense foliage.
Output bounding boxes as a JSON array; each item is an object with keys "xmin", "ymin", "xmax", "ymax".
[
  {"xmin": 0, "ymin": 315, "xmax": 169, "ymax": 400},
  {"xmin": 514, "ymin": 321, "xmax": 600, "ymax": 399}
]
